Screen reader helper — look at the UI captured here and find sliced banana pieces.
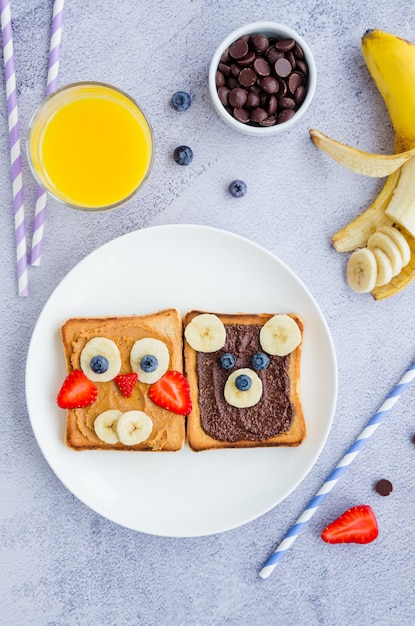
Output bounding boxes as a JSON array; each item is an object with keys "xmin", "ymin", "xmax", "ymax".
[
  {"xmin": 94, "ymin": 410, "xmax": 122, "ymax": 444},
  {"xmin": 116, "ymin": 411, "xmax": 153, "ymax": 446},
  {"xmin": 94, "ymin": 409, "xmax": 153, "ymax": 445},
  {"xmin": 184, "ymin": 313, "xmax": 226, "ymax": 352},
  {"xmin": 80, "ymin": 337, "xmax": 122, "ymax": 382},
  {"xmin": 130, "ymin": 337, "xmax": 169, "ymax": 384},
  {"xmin": 259, "ymin": 314, "xmax": 301, "ymax": 356},
  {"xmin": 224, "ymin": 368, "xmax": 263, "ymax": 408},
  {"xmin": 347, "ymin": 225, "xmax": 411, "ymax": 293}
]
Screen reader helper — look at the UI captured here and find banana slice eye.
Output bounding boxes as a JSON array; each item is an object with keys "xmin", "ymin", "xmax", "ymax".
[
  {"xmin": 224, "ymin": 368, "xmax": 263, "ymax": 408},
  {"xmin": 80, "ymin": 337, "xmax": 122, "ymax": 382},
  {"xmin": 130, "ymin": 337, "xmax": 170, "ymax": 384}
]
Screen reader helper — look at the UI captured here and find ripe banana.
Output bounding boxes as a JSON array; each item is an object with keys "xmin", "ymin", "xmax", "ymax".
[{"xmin": 310, "ymin": 29, "xmax": 415, "ymax": 299}]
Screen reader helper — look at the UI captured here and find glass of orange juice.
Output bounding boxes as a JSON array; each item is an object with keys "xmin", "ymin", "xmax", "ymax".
[{"xmin": 27, "ymin": 82, "xmax": 154, "ymax": 211}]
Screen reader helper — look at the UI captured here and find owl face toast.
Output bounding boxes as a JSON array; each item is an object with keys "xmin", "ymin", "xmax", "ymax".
[
  {"xmin": 183, "ymin": 311, "xmax": 305, "ymax": 451},
  {"xmin": 57, "ymin": 309, "xmax": 190, "ymax": 451}
]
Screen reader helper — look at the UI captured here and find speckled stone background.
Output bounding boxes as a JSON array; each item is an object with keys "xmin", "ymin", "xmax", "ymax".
[{"xmin": 1, "ymin": 1, "xmax": 415, "ymax": 624}]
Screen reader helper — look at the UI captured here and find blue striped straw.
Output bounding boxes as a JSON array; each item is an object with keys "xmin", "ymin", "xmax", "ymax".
[{"xmin": 259, "ymin": 358, "xmax": 415, "ymax": 580}]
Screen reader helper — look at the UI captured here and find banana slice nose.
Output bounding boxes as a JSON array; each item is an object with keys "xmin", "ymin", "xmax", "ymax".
[{"xmin": 224, "ymin": 368, "xmax": 263, "ymax": 408}]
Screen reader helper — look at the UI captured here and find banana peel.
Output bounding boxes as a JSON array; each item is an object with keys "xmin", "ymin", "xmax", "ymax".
[{"xmin": 311, "ymin": 29, "xmax": 415, "ymax": 300}]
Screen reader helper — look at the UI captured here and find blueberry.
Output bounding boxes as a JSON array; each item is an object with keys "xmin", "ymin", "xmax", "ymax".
[
  {"xmin": 171, "ymin": 91, "xmax": 191, "ymax": 112},
  {"xmin": 90, "ymin": 355, "xmax": 109, "ymax": 374},
  {"xmin": 252, "ymin": 352, "xmax": 270, "ymax": 370},
  {"xmin": 173, "ymin": 145, "xmax": 193, "ymax": 166},
  {"xmin": 235, "ymin": 374, "xmax": 252, "ymax": 391},
  {"xmin": 229, "ymin": 180, "xmax": 247, "ymax": 198},
  {"xmin": 220, "ymin": 352, "xmax": 236, "ymax": 369},
  {"xmin": 140, "ymin": 354, "xmax": 158, "ymax": 373}
]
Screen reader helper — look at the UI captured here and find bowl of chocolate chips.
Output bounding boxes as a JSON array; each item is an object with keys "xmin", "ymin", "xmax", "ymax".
[{"xmin": 209, "ymin": 22, "xmax": 316, "ymax": 136}]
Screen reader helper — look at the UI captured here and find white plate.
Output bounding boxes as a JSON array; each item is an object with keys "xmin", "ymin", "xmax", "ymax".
[{"xmin": 26, "ymin": 225, "xmax": 337, "ymax": 537}]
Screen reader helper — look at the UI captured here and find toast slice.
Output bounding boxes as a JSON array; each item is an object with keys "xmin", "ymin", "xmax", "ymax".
[
  {"xmin": 59, "ymin": 309, "xmax": 185, "ymax": 451},
  {"xmin": 184, "ymin": 311, "xmax": 305, "ymax": 451}
]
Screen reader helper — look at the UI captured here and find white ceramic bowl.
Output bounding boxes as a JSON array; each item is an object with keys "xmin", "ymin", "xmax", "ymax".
[{"xmin": 208, "ymin": 22, "xmax": 316, "ymax": 137}]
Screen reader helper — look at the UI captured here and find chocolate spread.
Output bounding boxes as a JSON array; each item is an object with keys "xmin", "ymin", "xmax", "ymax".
[{"xmin": 196, "ymin": 323, "xmax": 294, "ymax": 442}]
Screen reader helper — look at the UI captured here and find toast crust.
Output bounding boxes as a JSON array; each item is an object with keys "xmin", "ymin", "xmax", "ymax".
[
  {"xmin": 184, "ymin": 311, "xmax": 305, "ymax": 451},
  {"xmin": 60, "ymin": 309, "xmax": 185, "ymax": 451}
]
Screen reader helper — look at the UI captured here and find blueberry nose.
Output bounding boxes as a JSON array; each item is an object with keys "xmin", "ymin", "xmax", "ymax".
[{"xmin": 235, "ymin": 373, "xmax": 252, "ymax": 391}]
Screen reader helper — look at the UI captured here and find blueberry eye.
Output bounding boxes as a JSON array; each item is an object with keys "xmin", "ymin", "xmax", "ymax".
[
  {"xmin": 220, "ymin": 353, "xmax": 236, "ymax": 369},
  {"xmin": 89, "ymin": 355, "xmax": 109, "ymax": 374},
  {"xmin": 252, "ymin": 352, "xmax": 270, "ymax": 370},
  {"xmin": 235, "ymin": 374, "xmax": 252, "ymax": 391},
  {"xmin": 140, "ymin": 354, "xmax": 158, "ymax": 373}
]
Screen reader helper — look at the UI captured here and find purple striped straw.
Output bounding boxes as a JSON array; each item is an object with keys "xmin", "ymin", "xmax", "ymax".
[
  {"xmin": 30, "ymin": 0, "xmax": 64, "ymax": 266},
  {"xmin": 259, "ymin": 358, "xmax": 415, "ymax": 580},
  {"xmin": 0, "ymin": 0, "xmax": 29, "ymax": 296}
]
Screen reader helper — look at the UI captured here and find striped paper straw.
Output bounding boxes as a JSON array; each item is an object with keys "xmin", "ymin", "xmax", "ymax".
[
  {"xmin": 30, "ymin": 0, "xmax": 64, "ymax": 266},
  {"xmin": 259, "ymin": 358, "xmax": 415, "ymax": 580},
  {"xmin": 0, "ymin": 0, "xmax": 29, "ymax": 296}
]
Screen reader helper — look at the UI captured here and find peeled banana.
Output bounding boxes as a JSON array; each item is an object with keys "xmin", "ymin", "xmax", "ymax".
[{"xmin": 311, "ymin": 29, "xmax": 415, "ymax": 299}]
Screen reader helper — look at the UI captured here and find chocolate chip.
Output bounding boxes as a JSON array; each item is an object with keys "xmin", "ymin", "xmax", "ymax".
[
  {"xmin": 266, "ymin": 46, "xmax": 284, "ymax": 64},
  {"xmin": 294, "ymin": 84, "xmax": 307, "ymax": 105},
  {"xmin": 260, "ymin": 75, "xmax": 279, "ymax": 94},
  {"xmin": 250, "ymin": 107, "xmax": 268, "ymax": 123},
  {"xmin": 296, "ymin": 59, "xmax": 309, "ymax": 75},
  {"xmin": 246, "ymin": 91, "xmax": 261, "ymax": 109},
  {"xmin": 278, "ymin": 96, "xmax": 296, "ymax": 110},
  {"xmin": 275, "ymin": 38, "xmax": 295, "ymax": 52},
  {"xmin": 375, "ymin": 479, "xmax": 393, "ymax": 496},
  {"xmin": 277, "ymin": 108, "xmax": 296, "ymax": 123},
  {"xmin": 228, "ymin": 87, "xmax": 248, "ymax": 108},
  {"xmin": 251, "ymin": 33, "xmax": 269, "ymax": 53},
  {"xmin": 233, "ymin": 107, "xmax": 250, "ymax": 123},
  {"xmin": 292, "ymin": 42, "xmax": 305, "ymax": 59},
  {"xmin": 239, "ymin": 67, "xmax": 257, "ymax": 87},
  {"xmin": 238, "ymin": 51, "xmax": 256, "ymax": 66},
  {"xmin": 274, "ymin": 57, "xmax": 292, "ymax": 78},
  {"xmin": 229, "ymin": 39, "xmax": 249, "ymax": 59},
  {"xmin": 288, "ymin": 71, "xmax": 303, "ymax": 95},
  {"xmin": 220, "ymin": 48, "xmax": 230, "ymax": 63},
  {"xmin": 259, "ymin": 115, "xmax": 277, "ymax": 126},
  {"xmin": 217, "ymin": 86, "xmax": 230, "ymax": 106},
  {"xmin": 230, "ymin": 63, "xmax": 241, "ymax": 77},
  {"xmin": 268, "ymin": 94, "xmax": 277, "ymax": 115},
  {"xmin": 227, "ymin": 76, "xmax": 240, "ymax": 89},
  {"xmin": 253, "ymin": 57, "xmax": 271, "ymax": 77},
  {"xmin": 216, "ymin": 71, "xmax": 226, "ymax": 88}
]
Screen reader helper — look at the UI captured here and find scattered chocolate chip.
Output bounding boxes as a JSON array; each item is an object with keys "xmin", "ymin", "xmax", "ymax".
[
  {"xmin": 214, "ymin": 31, "xmax": 309, "ymax": 128},
  {"xmin": 375, "ymin": 479, "xmax": 393, "ymax": 496}
]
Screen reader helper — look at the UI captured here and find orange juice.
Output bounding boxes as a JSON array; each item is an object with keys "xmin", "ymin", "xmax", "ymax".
[{"xmin": 28, "ymin": 83, "xmax": 153, "ymax": 210}]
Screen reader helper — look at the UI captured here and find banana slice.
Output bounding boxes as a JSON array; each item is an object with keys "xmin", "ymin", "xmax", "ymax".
[
  {"xmin": 224, "ymin": 368, "xmax": 263, "ymax": 408},
  {"xmin": 372, "ymin": 248, "xmax": 393, "ymax": 287},
  {"xmin": 259, "ymin": 314, "xmax": 301, "ymax": 356},
  {"xmin": 367, "ymin": 230, "xmax": 403, "ymax": 275},
  {"xmin": 94, "ymin": 410, "xmax": 122, "ymax": 444},
  {"xmin": 80, "ymin": 337, "xmax": 122, "ymax": 382},
  {"xmin": 184, "ymin": 313, "xmax": 226, "ymax": 352},
  {"xmin": 346, "ymin": 248, "xmax": 378, "ymax": 292},
  {"xmin": 377, "ymin": 225, "xmax": 411, "ymax": 267},
  {"xmin": 309, "ymin": 129, "xmax": 415, "ymax": 177},
  {"xmin": 116, "ymin": 411, "xmax": 153, "ymax": 445},
  {"xmin": 130, "ymin": 337, "xmax": 170, "ymax": 384}
]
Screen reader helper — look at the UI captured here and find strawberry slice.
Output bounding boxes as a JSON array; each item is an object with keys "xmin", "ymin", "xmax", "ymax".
[
  {"xmin": 114, "ymin": 373, "xmax": 138, "ymax": 397},
  {"xmin": 57, "ymin": 369, "xmax": 98, "ymax": 409},
  {"xmin": 148, "ymin": 370, "xmax": 192, "ymax": 416},
  {"xmin": 321, "ymin": 505, "xmax": 379, "ymax": 544}
]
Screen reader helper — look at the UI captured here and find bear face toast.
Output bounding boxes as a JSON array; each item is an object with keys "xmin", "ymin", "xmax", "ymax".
[
  {"xmin": 183, "ymin": 311, "xmax": 305, "ymax": 451},
  {"xmin": 57, "ymin": 309, "xmax": 191, "ymax": 451}
]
